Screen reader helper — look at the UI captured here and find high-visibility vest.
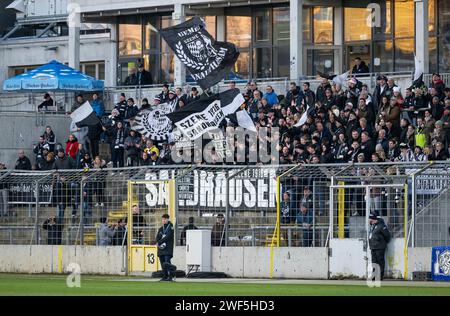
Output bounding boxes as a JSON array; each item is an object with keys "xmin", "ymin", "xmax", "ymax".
[{"xmin": 415, "ymin": 129, "xmax": 426, "ymax": 148}]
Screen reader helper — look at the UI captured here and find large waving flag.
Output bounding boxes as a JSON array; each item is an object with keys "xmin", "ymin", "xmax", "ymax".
[
  {"xmin": 70, "ymin": 101, "xmax": 100, "ymax": 127},
  {"xmin": 160, "ymin": 17, "xmax": 239, "ymax": 90}
]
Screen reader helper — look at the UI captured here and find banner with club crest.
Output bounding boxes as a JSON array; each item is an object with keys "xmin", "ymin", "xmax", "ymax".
[
  {"xmin": 160, "ymin": 16, "xmax": 240, "ymax": 90},
  {"xmin": 132, "ymin": 100, "xmax": 177, "ymax": 141}
]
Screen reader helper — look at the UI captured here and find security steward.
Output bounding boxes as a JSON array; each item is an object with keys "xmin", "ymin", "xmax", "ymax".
[
  {"xmin": 156, "ymin": 214, "xmax": 175, "ymax": 281},
  {"xmin": 368, "ymin": 213, "xmax": 391, "ymax": 280}
]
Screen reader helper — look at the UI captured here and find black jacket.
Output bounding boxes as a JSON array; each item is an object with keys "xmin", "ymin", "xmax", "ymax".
[
  {"xmin": 156, "ymin": 221, "xmax": 174, "ymax": 256},
  {"xmin": 352, "ymin": 61, "xmax": 370, "ymax": 75},
  {"xmin": 369, "ymin": 218, "xmax": 391, "ymax": 250},
  {"xmin": 42, "ymin": 218, "xmax": 63, "ymax": 245},
  {"xmin": 15, "ymin": 156, "xmax": 32, "ymax": 170},
  {"xmin": 136, "ymin": 70, "xmax": 153, "ymax": 85}
]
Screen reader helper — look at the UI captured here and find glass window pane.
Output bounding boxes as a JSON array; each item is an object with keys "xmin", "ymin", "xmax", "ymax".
[
  {"xmin": 149, "ymin": 54, "xmax": 160, "ymax": 83},
  {"xmin": 429, "ymin": 37, "xmax": 438, "ymax": 73},
  {"xmin": 429, "ymin": 0, "xmax": 435, "ymax": 34},
  {"xmin": 344, "ymin": 8, "xmax": 371, "ymax": 42},
  {"xmin": 119, "ymin": 24, "xmax": 142, "ymax": 56},
  {"xmin": 98, "ymin": 63, "xmax": 105, "ymax": 80},
  {"xmin": 395, "ymin": 0, "xmax": 414, "ymax": 38},
  {"xmin": 118, "ymin": 61, "xmax": 137, "ymax": 86},
  {"xmin": 275, "ymin": 45, "xmax": 290, "ymax": 77},
  {"xmin": 394, "ymin": 38, "xmax": 414, "ymax": 71},
  {"xmin": 226, "ymin": 16, "xmax": 251, "ymax": 48},
  {"xmin": 231, "ymin": 50, "xmax": 249, "ymax": 79},
  {"xmin": 273, "ymin": 7, "xmax": 290, "ymax": 43},
  {"xmin": 438, "ymin": 36, "xmax": 450, "ymax": 72},
  {"xmin": 313, "ymin": 7, "xmax": 333, "ymax": 43},
  {"xmin": 373, "ymin": 40, "xmax": 393, "ymax": 72},
  {"xmin": 374, "ymin": 0, "xmax": 391, "ymax": 35},
  {"xmin": 253, "ymin": 47, "xmax": 272, "ymax": 78},
  {"xmin": 145, "ymin": 17, "xmax": 159, "ymax": 51},
  {"xmin": 438, "ymin": 0, "xmax": 450, "ymax": 36},
  {"xmin": 303, "ymin": 7, "xmax": 311, "ymax": 42},
  {"xmin": 312, "ymin": 49, "xmax": 334, "ymax": 75},
  {"xmin": 160, "ymin": 53, "xmax": 174, "ymax": 83},
  {"xmin": 204, "ymin": 16, "xmax": 216, "ymax": 38},
  {"xmin": 84, "ymin": 64, "xmax": 96, "ymax": 78},
  {"xmin": 255, "ymin": 10, "xmax": 270, "ymax": 42}
]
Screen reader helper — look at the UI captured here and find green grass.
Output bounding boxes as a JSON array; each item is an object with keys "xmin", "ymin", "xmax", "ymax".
[{"xmin": 0, "ymin": 274, "xmax": 449, "ymax": 296}]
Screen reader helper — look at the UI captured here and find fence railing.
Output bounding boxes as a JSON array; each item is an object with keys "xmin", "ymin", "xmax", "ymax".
[{"xmin": 0, "ymin": 162, "xmax": 448, "ymax": 248}]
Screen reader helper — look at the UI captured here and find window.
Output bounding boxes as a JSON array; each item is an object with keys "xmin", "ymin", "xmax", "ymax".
[
  {"xmin": 81, "ymin": 62, "xmax": 106, "ymax": 80},
  {"xmin": 394, "ymin": 39, "xmax": 414, "ymax": 71},
  {"xmin": 118, "ymin": 24, "xmax": 142, "ymax": 56},
  {"xmin": 429, "ymin": 37, "xmax": 438, "ymax": 73},
  {"xmin": 273, "ymin": 7, "xmax": 290, "ymax": 43},
  {"xmin": 438, "ymin": 0, "xmax": 450, "ymax": 71},
  {"xmin": 373, "ymin": 40, "xmax": 393, "ymax": 72},
  {"xmin": 313, "ymin": 7, "xmax": 333, "ymax": 44},
  {"xmin": 302, "ymin": 7, "xmax": 311, "ymax": 42},
  {"xmin": 344, "ymin": 8, "xmax": 372, "ymax": 42},
  {"xmin": 374, "ymin": 0, "xmax": 391, "ymax": 36},
  {"xmin": 394, "ymin": 0, "xmax": 414, "ymax": 38},
  {"xmin": 226, "ymin": 16, "xmax": 251, "ymax": 48},
  {"xmin": 255, "ymin": 10, "xmax": 270, "ymax": 42}
]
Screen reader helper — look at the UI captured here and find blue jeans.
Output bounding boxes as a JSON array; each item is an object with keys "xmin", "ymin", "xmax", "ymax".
[
  {"xmin": 57, "ymin": 204, "xmax": 65, "ymax": 219},
  {"xmin": 83, "ymin": 202, "xmax": 92, "ymax": 224}
]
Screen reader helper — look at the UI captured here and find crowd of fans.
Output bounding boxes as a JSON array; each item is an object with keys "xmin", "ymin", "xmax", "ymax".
[{"xmin": 5, "ymin": 62, "xmax": 450, "ymax": 172}]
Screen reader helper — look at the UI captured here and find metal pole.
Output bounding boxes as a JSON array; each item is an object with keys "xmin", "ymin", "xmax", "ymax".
[
  {"xmin": 79, "ymin": 178, "xmax": 84, "ymax": 245},
  {"xmin": 34, "ymin": 181, "xmax": 39, "ymax": 245},
  {"xmin": 328, "ymin": 176, "xmax": 334, "ymax": 246},
  {"xmin": 411, "ymin": 174, "xmax": 416, "ymax": 247},
  {"xmin": 224, "ymin": 174, "xmax": 229, "ymax": 247},
  {"xmin": 312, "ymin": 181, "xmax": 316, "ymax": 247}
]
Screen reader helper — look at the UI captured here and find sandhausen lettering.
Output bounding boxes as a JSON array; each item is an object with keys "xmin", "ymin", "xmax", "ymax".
[
  {"xmin": 144, "ymin": 169, "xmax": 277, "ymax": 209},
  {"xmin": 175, "ymin": 101, "xmax": 225, "ymax": 140}
]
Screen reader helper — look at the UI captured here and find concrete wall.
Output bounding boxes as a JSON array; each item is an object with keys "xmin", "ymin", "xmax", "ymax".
[
  {"xmin": 0, "ymin": 245, "xmax": 432, "ymax": 279},
  {"xmin": 0, "ymin": 245, "xmax": 125, "ymax": 275},
  {"xmin": 0, "ymin": 112, "xmax": 72, "ymax": 168},
  {"xmin": 407, "ymin": 247, "xmax": 432, "ymax": 280}
]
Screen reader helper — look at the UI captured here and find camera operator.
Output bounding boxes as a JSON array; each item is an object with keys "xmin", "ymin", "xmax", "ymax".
[{"xmin": 156, "ymin": 214, "xmax": 174, "ymax": 281}]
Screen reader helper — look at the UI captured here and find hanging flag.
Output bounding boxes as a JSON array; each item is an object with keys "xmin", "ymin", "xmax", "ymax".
[
  {"xmin": 294, "ymin": 106, "xmax": 310, "ymax": 127},
  {"xmin": 227, "ymin": 110, "xmax": 257, "ymax": 132},
  {"xmin": 166, "ymin": 88, "xmax": 245, "ymax": 140},
  {"xmin": 160, "ymin": 16, "xmax": 240, "ymax": 90},
  {"xmin": 132, "ymin": 100, "xmax": 177, "ymax": 141},
  {"xmin": 412, "ymin": 54, "xmax": 424, "ymax": 88},
  {"xmin": 70, "ymin": 101, "xmax": 100, "ymax": 127},
  {"xmin": 317, "ymin": 70, "xmax": 349, "ymax": 87}
]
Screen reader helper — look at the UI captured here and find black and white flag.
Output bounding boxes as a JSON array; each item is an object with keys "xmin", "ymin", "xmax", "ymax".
[
  {"xmin": 166, "ymin": 88, "xmax": 245, "ymax": 140},
  {"xmin": 160, "ymin": 17, "xmax": 240, "ymax": 90},
  {"xmin": 70, "ymin": 101, "xmax": 100, "ymax": 127},
  {"xmin": 132, "ymin": 100, "xmax": 177, "ymax": 141},
  {"xmin": 412, "ymin": 54, "xmax": 424, "ymax": 88}
]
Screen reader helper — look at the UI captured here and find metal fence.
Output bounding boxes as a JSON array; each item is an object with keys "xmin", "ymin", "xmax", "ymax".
[{"xmin": 0, "ymin": 162, "xmax": 449, "ymax": 248}]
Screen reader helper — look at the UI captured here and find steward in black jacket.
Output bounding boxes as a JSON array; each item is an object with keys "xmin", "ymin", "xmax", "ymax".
[
  {"xmin": 369, "ymin": 214, "xmax": 391, "ymax": 279},
  {"xmin": 156, "ymin": 214, "xmax": 175, "ymax": 281}
]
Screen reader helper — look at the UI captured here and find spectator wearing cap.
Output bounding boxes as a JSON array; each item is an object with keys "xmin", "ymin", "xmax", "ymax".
[
  {"xmin": 187, "ymin": 87, "xmax": 200, "ymax": 104},
  {"xmin": 153, "ymin": 95, "xmax": 162, "ymax": 106},
  {"xmin": 346, "ymin": 78, "xmax": 361, "ymax": 108},
  {"xmin": 168, "ymin": 89, "xmax": 177, "ymax": 102},
  {"xmin": 159, "ymin": 84, "xmax": 170, "ymax": 103},
  {"xmin": 38, "ymin": 93, "xmax": 54, "ymax": 111},
  {"xmin": 140, "ymin": 98, "xmax": 151, "ymax": 111},
  {"xmin": 71, "ymin": 94, "xmax": 84, "ymax": 113},
  {"xmin": 136, "ymin": 63, "xmax": 153, "ymax": 85},
  {"xmin": 351, "ymin": 57, "xmax": 370, "ymax": 76},
  {"xmin": 373, "ymin": 75, "xmax": 390, "ymax": 109},
  {"xmin": 263, "ymin": 85, "xmax": 279, "ymax": 106},
  {"xmin": 54, "ymin": 148, "xmax": 75, "ymax": 170},
  {"xmin": 368, "ymin": 213, "xmax": 391, "ymax": 280},
  {"xmin": 114, "ymin": 93, "xmax": 127, "ymax": 120}
]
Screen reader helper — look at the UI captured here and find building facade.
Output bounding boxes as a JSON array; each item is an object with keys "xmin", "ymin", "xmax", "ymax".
[{"xmin": 1, "ymin": 0, "xmax": 449, "ymax": 88}]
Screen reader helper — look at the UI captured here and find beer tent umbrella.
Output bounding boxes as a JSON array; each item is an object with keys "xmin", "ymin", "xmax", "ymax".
[{"xmin": 2, "ymin": 60, "xmax": 104, "ymax": 111}]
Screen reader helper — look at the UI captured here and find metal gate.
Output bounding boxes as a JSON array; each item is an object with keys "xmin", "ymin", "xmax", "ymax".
[
  {"xmin": 127, "ymin": 179, "xmax": 177, "ymax": 274},
  {"xmin": 329, "ymin": 182, "xmax": 408, "ymax": 279}
]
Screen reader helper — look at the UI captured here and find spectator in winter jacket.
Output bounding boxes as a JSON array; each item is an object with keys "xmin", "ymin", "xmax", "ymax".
[
  {"xmin": 71, "ymin": 94, "xmax": 84, "ymax": 113},
  {"xmin": 37, "ymin": 93, "xmax": 54, "ymax": 111},
  {"xmin": 158, "ymin": 84, "xmax": 170, "ymax": 103},
  {"xmin": 351, "ymin": 57, "xmax": 370, "ymax": 76},
  {"xmin": 42, "ymin": 216, "xmax": 63, "ymax": 245},
  {"xmin": 54, "ymin": 148, "xmax": 75, "ymax": 170},
  {"xmin": 302, "ymin": 82, "xmax": 315, "ymax": 109},
  {"xmin": 297, "ymin": 186, "xmax": 313, "ymax": 247},
  {"xmin": 91, "ymin": 93, "xmax": 105, "ymax": 118},
  {"xmin": 124, "ymin": 130, "xmax": 141, "ymax": 166},
  {"xmin": 65, "ymin": 134, "xmax": 79, "ymax": 159},
  {"xmin": 211, "ymin": 213, "xmax": 225, "ymax": 246},
  {"xmin": 316, "ymin": 78, "xmax": 332, "ymax": 105},
  {"xmin": 33, "ymin": 136, "xmax": 50, "ymax": 169},
  {"xmin": 136, "ymin": 63, "xmax": 153, "ymax": 86},
  {"xmin": 104, "ymin": 121, "xmax": 127, "ymax": 168},
  {"xmin": 42, "ymin": 126, "xmax": 56, "ymax": 152},
  {"xmin": 15, "ymin": 150, "xmax": 32, "ymax": 170},
  {"xmin": 263, "ymin": 85, "xmax": 278, "ymax": 106},
  {"xmin": 41, "ymin": 152, "xmax": 55, "ymax": 170},
  {"xmin": 98, "ymin": 217, "xmax": 116, "ymax": 246}
]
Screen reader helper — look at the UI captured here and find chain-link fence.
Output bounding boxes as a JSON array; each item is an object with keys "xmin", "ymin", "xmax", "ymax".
[{"xmin": 0, "ymin": 163, "xmax": 449, "ymax": 248}]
